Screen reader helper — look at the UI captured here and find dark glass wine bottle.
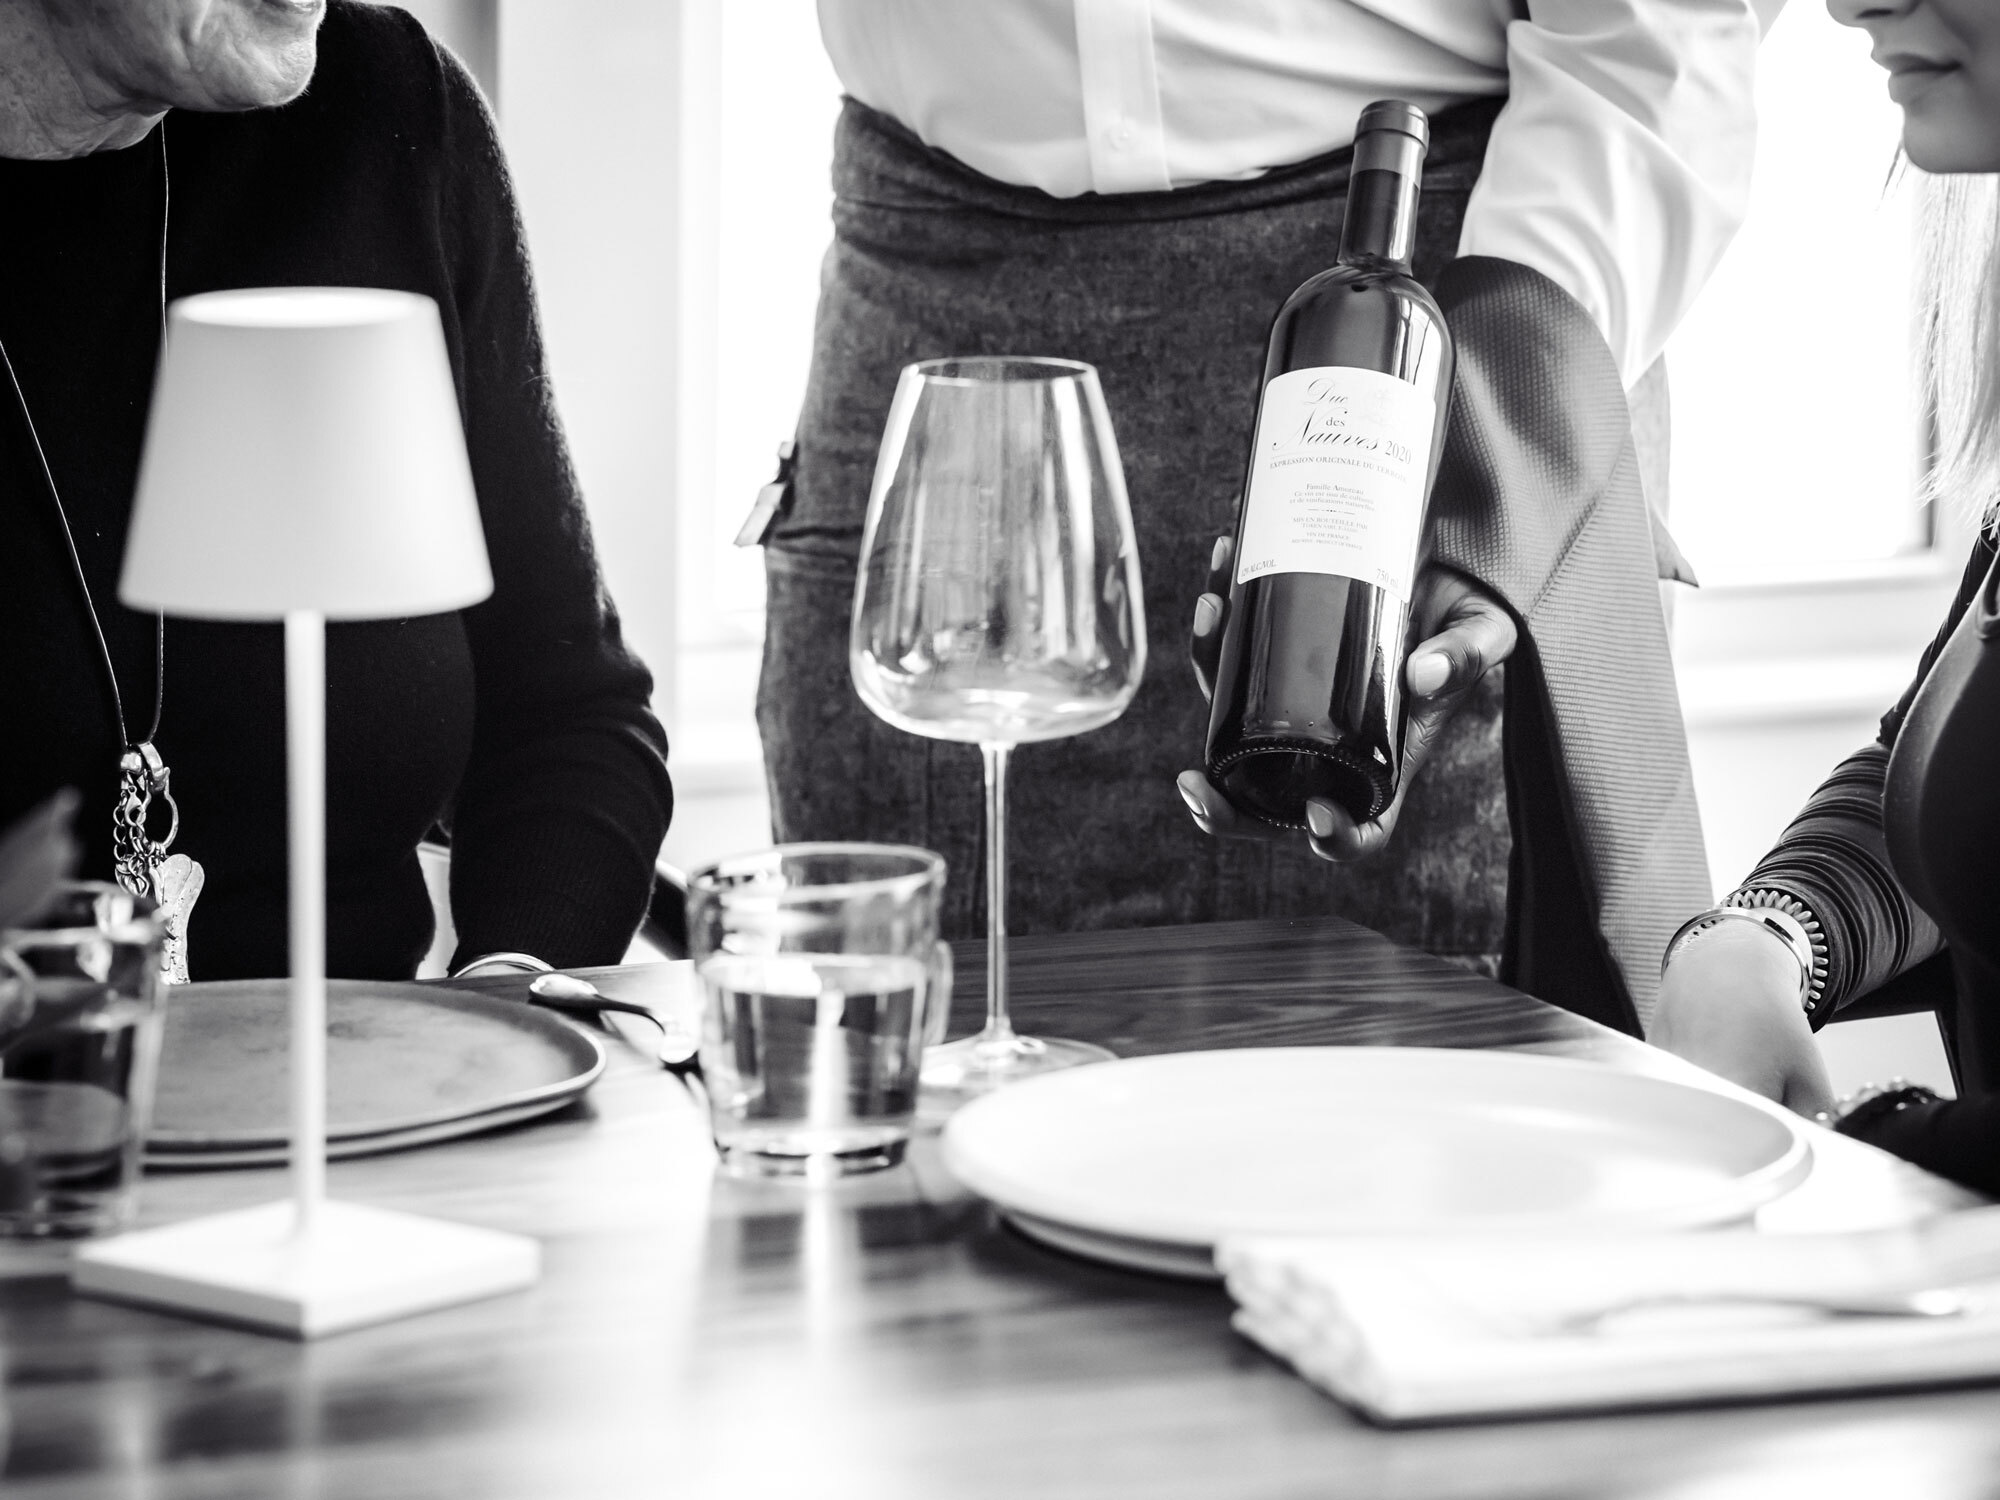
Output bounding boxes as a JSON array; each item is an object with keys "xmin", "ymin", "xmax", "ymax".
[{"xmin": 1203, "ymin": 99, "xmax": 1455, "ymax": 830}]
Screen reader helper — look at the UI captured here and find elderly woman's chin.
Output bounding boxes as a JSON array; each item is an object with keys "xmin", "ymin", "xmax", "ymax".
[{"xmin": 167, "ymin": 0, "xmax": 326, "ymax": 113}]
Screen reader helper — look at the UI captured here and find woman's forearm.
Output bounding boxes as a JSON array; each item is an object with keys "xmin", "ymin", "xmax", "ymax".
[{"xmin": 1733, "ymin": 742, "xmax": 1944, "ymax": 1026}]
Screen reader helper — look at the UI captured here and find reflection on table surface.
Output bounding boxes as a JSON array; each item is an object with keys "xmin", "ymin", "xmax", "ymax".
[{"xmin": 0, "ymin": 916, "xmax": 1991, "ymax": 1499}]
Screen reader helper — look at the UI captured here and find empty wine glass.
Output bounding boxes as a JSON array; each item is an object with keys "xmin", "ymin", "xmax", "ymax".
[{"xmin": 850, "ymin": 357, "xmax": 1146, "ymax": 1096}]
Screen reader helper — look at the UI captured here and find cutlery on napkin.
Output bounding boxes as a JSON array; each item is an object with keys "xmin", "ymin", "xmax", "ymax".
[{"xmin": 1218, "ymin": 1207, "xmax": 2000, "ymax": 1424}]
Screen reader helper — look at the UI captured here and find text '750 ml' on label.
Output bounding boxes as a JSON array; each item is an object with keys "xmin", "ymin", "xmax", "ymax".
[{"xmin": 1233, "ymin": 365, "xmax": 1437, "ymax": 601}]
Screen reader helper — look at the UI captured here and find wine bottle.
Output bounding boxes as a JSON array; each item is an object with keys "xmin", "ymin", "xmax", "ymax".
[{"xmin": 1203, "ymin": 100, "xmax": 1454, "ymax": 830}]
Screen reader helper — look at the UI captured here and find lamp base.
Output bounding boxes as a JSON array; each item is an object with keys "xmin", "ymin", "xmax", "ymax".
[{"xmin": 71, "ymin": 1199, "xmax": 539, "ymax": 1338}]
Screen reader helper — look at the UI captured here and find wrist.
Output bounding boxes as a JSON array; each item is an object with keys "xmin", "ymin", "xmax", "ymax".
[
  {"xmin": 1659, "ymin": 922, "xmax": 1806, "ymax": 1027},
  {"xmin": 1663, "ymin": 902, "xmax": 1821, "ymax": 1015},
  {"xmin": 1726, "ymin": 888, "xmax": 1829, "ymax": 1022}
]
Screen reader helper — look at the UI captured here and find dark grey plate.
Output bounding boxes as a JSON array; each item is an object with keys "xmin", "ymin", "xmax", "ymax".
[{"xmin": 146, "ymin": 979, "xmax": 605, "ymax": 1168}]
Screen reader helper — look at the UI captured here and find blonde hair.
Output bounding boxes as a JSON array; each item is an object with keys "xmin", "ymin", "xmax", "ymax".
[{"xmin": 1917, "ymin": 170, "xmax": 2000, "ymax": 528}]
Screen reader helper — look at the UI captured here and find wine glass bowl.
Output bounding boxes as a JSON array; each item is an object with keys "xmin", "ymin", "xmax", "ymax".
[
  {"xmin": 852, "ymin": 358, "xmax": 1143, "ymax": 743},
  {"xmin": 850, "ymin": 357, "xmax": 1145, "ymax": 1096}
]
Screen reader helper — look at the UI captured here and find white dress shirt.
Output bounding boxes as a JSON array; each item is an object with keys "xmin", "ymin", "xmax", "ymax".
[{"xmin": 816, "ymin": 0, "xmax": 1786, "ymax": 386}]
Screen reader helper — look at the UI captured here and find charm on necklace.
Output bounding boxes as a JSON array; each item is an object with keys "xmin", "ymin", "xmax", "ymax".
[
  {"xmin": 113, "ymin": 742, "xmax": 202, "ymax": 984},
  {"xmin": 150, "ymin": 852, "xmax": 203, "ymax": 985},
  {"xmin": 112, "ymin": 743, "xmax": 172, "ymax": 895}
]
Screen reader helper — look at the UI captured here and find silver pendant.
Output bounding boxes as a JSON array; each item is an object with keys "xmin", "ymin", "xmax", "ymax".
[
  {"xmin": 149, "ymin": 852, "xmax": 203, "ymax": 986},
  {"xmin": 114, "ymin": 742, "xmax": 202, "ymax": 984}
]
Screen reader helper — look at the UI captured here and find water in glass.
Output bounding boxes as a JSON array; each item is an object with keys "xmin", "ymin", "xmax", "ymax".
[
  {"xmin": 0, "ymin": 882, "xmax": 164, "ymax": 1237},
  {"xmin": 688, "ymin": 844, "xmax": 949, "ymax": 1179}
]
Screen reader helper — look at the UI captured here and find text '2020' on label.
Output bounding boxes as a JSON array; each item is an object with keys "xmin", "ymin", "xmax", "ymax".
[{"xmin": 1234, "ymin": 365, "xmax": 1436, "ymax": 598}]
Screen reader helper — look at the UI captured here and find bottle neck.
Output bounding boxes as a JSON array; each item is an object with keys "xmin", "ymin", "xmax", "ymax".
[{"xmin": 1337, "ymin": 130, "xmax": 1424, "ymax": 270}]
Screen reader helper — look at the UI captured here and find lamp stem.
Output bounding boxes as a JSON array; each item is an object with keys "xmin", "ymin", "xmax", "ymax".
[{"xmin": 285, "ymin": 610, "xmax": 327, "ymax": 1237}]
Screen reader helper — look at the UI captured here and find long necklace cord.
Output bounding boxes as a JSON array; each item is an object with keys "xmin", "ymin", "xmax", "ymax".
[
  {"xmin": 0, "ymin": 121, "xmax": 170, "ymax": 751},
  {"xmin": 145, "ymin": 117, "xmax": 168, "ymax": 742}
]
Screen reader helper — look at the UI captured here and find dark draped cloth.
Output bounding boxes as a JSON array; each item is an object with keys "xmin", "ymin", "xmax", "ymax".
[
  {"xmin": 760, "ymin": 98, "xmax": 1707, "ymax": 1028},
  {"xmin": 0, "ymin": 1, "xmax": 672, "ymax": 978},
  {"xmin": 1429, "ymin": 258, "xmax": 1712, "ymax": 1032}
]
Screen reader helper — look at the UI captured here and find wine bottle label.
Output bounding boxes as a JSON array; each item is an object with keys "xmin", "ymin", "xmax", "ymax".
[{"xmin": 1235, "ymin": 365, "xmax": 1436, "ymax": 599}]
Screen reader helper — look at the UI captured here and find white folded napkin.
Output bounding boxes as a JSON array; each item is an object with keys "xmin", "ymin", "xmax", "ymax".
[{"xmin": 1219, "ymin": 1208, "xmax": 2000, "ymax": 1424}]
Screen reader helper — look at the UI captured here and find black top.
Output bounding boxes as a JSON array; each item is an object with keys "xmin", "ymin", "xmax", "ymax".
[
  {"xmin": 0, "ymin": 2, "xmax": 672, "ymax": 979},
  {"xmin": 1737, "ymin": 530, "xmax": 1999, "ymax": 1191},
  {"xmin": 1737, "ymin": 533, "xmax": 1997, "ymax": 1020}
]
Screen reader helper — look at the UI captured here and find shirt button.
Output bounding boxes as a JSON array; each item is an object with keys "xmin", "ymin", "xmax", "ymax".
[{"xmin": 1104, "ymin": 121, "xmax": 1134, "ymax": 150}]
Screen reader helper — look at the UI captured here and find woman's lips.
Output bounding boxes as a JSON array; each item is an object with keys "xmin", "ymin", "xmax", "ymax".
[{"xmin": 1880, "ymin": 53, "xmax": 1960, "ymax": 104}]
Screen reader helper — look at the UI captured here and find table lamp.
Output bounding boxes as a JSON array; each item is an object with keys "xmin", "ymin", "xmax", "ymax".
[{"xmin": 71, "ymin": 288, "xmax": 540, "ymax": 1337}]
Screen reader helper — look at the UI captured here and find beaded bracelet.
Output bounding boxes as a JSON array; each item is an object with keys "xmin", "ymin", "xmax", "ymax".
[{"xmin": 1814, "ymin": 1079, "xmax": 1941, "ymax": 1136}]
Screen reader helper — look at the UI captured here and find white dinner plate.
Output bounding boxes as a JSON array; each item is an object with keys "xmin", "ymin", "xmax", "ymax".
[{"xmin": 941, "ymin": 1048, "xmax": 1812, "ymax": 1279}]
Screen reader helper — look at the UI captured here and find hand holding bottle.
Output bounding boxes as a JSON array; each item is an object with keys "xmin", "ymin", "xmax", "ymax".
[{"xmin": 1180, "ymin": 534, "xmax": 1516, "ymax": 861}]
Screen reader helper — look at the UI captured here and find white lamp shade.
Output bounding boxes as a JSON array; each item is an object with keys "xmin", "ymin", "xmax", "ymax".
[{"xmin": 120, "ymin": 287, "xmax": 493, "ymax": 621}]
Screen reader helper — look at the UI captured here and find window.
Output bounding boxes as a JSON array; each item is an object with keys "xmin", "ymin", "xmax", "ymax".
[
  {"xmin": 670, "ymin": 0, "xmax": 840, "ymax": 872},
  {"xmin": 666, "ymin": 0, "xmax": 838, "ymax": 867},
  {"xmin": 1668, "ymin": 5, "xmax": 1927, "ymax": 584}
]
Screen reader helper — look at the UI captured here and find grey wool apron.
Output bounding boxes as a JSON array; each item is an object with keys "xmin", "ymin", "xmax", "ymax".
[{"xmin": 760, "ymin": 97, "xmax": 1510, "ymax": 966}]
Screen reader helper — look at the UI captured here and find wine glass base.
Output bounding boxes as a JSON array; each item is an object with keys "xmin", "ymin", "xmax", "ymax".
[{"xmin": 920, "ymin": 1032, "xmax": 1115, "ymax": 1107}]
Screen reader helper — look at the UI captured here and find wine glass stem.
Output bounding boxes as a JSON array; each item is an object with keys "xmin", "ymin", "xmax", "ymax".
[{"xmin": 979, "ymin": 741, "xmax": 1015, "ymax": 1047}]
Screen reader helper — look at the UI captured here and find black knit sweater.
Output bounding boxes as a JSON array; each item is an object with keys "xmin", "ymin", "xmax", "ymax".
[{"xmin": 0, "ymin": 3, "xmax": 672, "ymax": 979}]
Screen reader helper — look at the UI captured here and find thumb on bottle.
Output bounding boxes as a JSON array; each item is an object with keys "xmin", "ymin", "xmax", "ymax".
[{"xmin": 1407, "ymin": 650, "xmax": 1452, "ymax": 698}]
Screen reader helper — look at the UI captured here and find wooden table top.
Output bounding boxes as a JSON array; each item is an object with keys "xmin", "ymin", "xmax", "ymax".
[{"xmin": 2, "ymin": 916, "xmax": 1994, "ymax": 1499}]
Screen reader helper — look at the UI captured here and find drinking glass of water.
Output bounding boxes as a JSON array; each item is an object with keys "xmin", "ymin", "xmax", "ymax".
[
  {"xmin": 0, "ymin": 882, "xmax": 165, "ymax": 1237},
  {"xmin": 689, "ymin": 844, "xmax": 952, "ymax": 1179},
  {"xmin": 850, "ymin": 357, "xmax": 1146, "ymax": 1097}
]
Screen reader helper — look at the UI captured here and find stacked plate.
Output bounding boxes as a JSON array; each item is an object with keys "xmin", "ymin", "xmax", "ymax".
[
  {"xmin": 941, "ymin": 1048, "xmax": 1812, "ymax": 1278},
  {"xmin": 147, "ymin": 980, "xmax": 605, "ymax": 1168}
]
